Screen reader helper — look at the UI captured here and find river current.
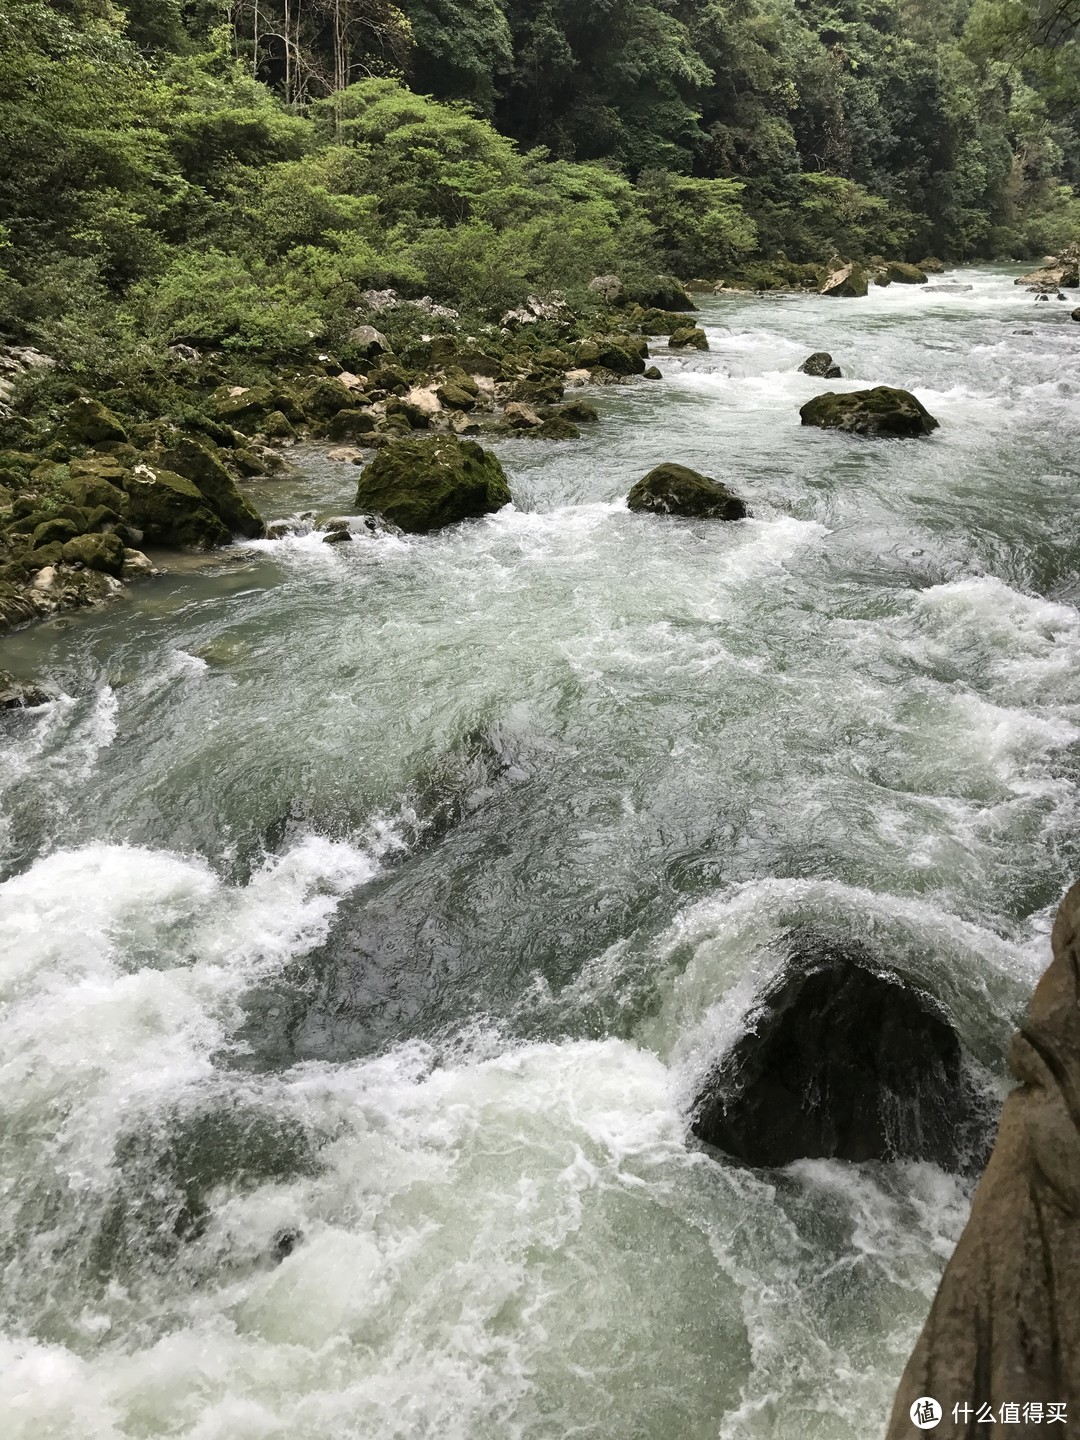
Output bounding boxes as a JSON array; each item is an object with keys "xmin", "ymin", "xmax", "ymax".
[{"xmin": 2, "ymin": 269, "xmax": 1079, "ymax": 1438}]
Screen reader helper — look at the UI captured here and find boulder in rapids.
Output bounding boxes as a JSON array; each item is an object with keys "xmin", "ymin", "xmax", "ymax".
[
  {"xmin": 799, "ymin": 352, "xmax": 842, "ymax": 378},
  {"xmin": 668, "ymin": 326, "xmax": 709, "ymax": 351},
  {"xmin": 627, "ymin": 463, "xmax": 747, "ymax": 520},
  {"xmin": 800, "ymin": 386, "xmax": 939, "ymax": 437},
  {"xmin": 881, "ymin": 261, "xmax": 928, "ymax": 284},
  {"xmin": 691, "ymin": 931, "xmax": 990, "ymax": 1170},
  {"xmin": 1073, "ymin": 307, "xmax": 1080, "ymax": 322},
  {"xmin": 885, "ymin": 883, "xmax": 1080, "ymax": 1436},
  {"xmin": 354, "ymin": 434, "xmax": 511, "ymax": 534},
  {"xmin": 821, "ymin": 262, "xmax": 869, "ymax": 298}
]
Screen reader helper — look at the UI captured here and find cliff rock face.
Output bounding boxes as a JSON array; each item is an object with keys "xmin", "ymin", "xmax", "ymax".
[{"xmin": 886, "ymin": 882, "xmax": 1080, "ymax": 1437}]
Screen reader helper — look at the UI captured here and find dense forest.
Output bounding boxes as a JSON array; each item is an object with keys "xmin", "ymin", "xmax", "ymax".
[{"xmin": 1, "ymin": 0, "xmax": 1078, "ymax": 384}]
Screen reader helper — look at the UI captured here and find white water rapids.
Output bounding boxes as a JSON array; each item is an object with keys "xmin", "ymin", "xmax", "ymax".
[{"xmin": 1, "ymin": 269, "xmax": 1078, "ymax": 1437}]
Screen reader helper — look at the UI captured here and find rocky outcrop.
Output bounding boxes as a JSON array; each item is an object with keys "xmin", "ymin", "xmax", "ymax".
[
  {"xmin": 821, "ymin": 262, "xmax": 869, "ymax": 298},
  {"xmin": 799, "ymin": 352, "xmax": 842, "ymax": 378},
  {"xmin": 627, "ymin": 463, "xmax": 747, "ymax": 520},
  {"xmin": 123, "ymin": 464, "xmax": 232, "ymax": 547},
  {"xmin": 354, "ymin": 434, "xmax": 511, "ymax": 533},
  {"xmin": 800, "ymin": 386, "xmax": 940, "ymax": 437},
  {"xmin": 1016, "ymin": 256, "xmax": 1079, "ymax": 290},
  {"xmin": 885, "ymin": 882, "xmax": 1080, "ymax": 1438},
  {"xmin": 691, "ymin": 931, "xmax": 989, "ymax": 1170}
]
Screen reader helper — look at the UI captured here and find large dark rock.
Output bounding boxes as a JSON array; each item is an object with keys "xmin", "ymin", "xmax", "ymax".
[
  {"xmin": 354, "ymin": 435, "xmax": 511, "ymax": 534},
  {"xmin": 627, "ymin": 463, "xmax": 747, "ymax": 520},
  {"xmin": 668, "ymin": 327, "xmax": 709, "ymax": 351},
  {"xmin": 886, "ymin": 884, "xmax": 1080, "ymax": 1436},
  {"xmin": 691, "ymin": 933, "xmax": 988, "ymax": 1170},
  {"xmin": 800, "ymin": 385, "xmax": 940, "ymax": 437},
  {"xmin": 799, "ymin": 352, "xmax": 842, "ymax": 378}
]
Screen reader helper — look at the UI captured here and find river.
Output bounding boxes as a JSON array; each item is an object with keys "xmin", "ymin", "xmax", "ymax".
[{"xmin": 2, "ymin": 268, "xmax": 1078, "ymax": 1438}]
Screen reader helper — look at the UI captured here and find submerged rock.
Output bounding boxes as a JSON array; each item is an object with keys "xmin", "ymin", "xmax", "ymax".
[
  {"xmin": 627, "ymin": 463, "xmax": 747, "ymax": 520},
  {"xmin": 885, "ymin": 883, "xmax": 1080, "ymax": 1435},
  {"xmin": 800, "ymin": 385, "xmax": 940, "ymax": 437},
  {"xmin": 0, "ymin": 669, "xmax": 52, "ymax": 708},
  {"xmin": 799, "ymin": 351, "xmax": 842, "ymax": 378},
  {"xmin": 354, "ymin": 435, "xmax": 511, "ymax": 534},
  {"xmin": 691, "ymin": 931, "xmax": 990, "ymax": 1170}
]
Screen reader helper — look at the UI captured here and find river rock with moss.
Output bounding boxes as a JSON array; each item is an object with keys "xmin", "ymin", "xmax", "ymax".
[
  {"xmin": 354, "ymin": 435, "xmax": 512, "ymax": 533},
  {"xmin": 800, "ymin": 386, "xmax": 940, "ymax": 437}
]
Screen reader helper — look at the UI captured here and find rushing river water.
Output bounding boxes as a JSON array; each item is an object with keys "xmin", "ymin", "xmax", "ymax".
[{"xmin": 2, "ymin": 268, "xmax": 1079, "ymax": 1439}]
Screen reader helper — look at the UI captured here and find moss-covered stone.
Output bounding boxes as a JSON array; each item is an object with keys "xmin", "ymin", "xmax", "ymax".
[
  {"xmin": 669, "ymin": 327, "xmax": 709, "ymax": 351},
  {"xmin": 62, "ymin": 472, "xmax": 128, "ymax": 513},
  {"xmin": 799, "ymin": 386, "xmax": 940, "ymax": 437},
  {"xmin": 385, "ymin": 395, "xmax": 431, "ymax": 429},
  {"xmin": 633, "ymin": 277, "xmax": 694, "ymax": 311},
  {"xmin": 552, "ymin": 399, "xmax": 599, "ymax": 424},
  {"xmin": 24, "ymin": 542, "xmax": 64, "ymax": 570},
  {"xmin": 627, "ymin": 463, "xmax": 747, "ymax": 520},
  {"xmin": 303, "ymin": 376, "xmax": 361, "ymax": 418},
  {"xmin": 158, "ymin": 435, "xmax": 265, "ymax": 538},
  {"xmin": 61, "ymin": 396, "xmax": 128, "ymax": 446},
  {"xmin": 644, "ymin": 366, "xmax": 663, "ymax": 380},
  {"xmin": 355, "ymin": 435, "xmax": 511, "ymax": 534},
  {"xmin": 638, "ymin": 308, "xmax": 687, "ymax": 336},
  {"xmin": 821, "ymin": 263, "xmax": 869, "ymax": 298},
  {"xmin": 122, "ymin": 465, "xmax": 232, "ymax": 547},
  {"xmin": 799, "ymin": 352, "xmax": 842, "ymax": 378},
  {"xmin": 523, "ymin": 417, "xmax": 581, "ymax": 440},
  {"xmin": 327, "ymin": 408, "xmax": 378, "ymax": 440},
  {"xmin": 261, "ymin": 410, "xmax": 296, "ymax": 439},
  {"xmin": 436, "ymin": 383, "xmax": 477, "ymax": 411},
  {"xmin": 883, "ymin": 261, "xmax": 928, "ymax": 284},
  {"xmin": 31, "ymin": 517, "xmax": 80, "ymax": 549},
  {"xmin": 60, "ymin": 532, "xmax": 126, "ymax": 575}
]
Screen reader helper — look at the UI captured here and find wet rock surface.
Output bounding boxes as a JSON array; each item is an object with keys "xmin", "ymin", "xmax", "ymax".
[
  {"xmin": 886, "ymin": 883, "xmax": 1080, "ymax": 1437},
  {"xmin": 800, "ymin": 385, "xmax": 940, "ymax": 437},
  {"xmin": 691, "ymin": 931, "xmax": 991, "ymax": 1170}
]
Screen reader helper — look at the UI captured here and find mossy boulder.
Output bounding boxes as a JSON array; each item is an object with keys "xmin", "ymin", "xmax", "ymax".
[
  {"xmin": 157, "ymin": 435, "xmax": 264, "ymax": 538},
  {"xmin": 61, "ymin": 396, "xmax": 128, "ymax": 446},
  {"xmin": 122, "ymin": 465, "xmax": 231, "ymax": 548},
  {"xmin": 669, "ymin": 327, "xmax": 709, "ymax": 351},
  {"xmin": 627, "ymin": 463, "xmax": 747, "ymax": 520},
  {"xmin": 526, "ymin": 417, "xmax": 581, "ymax": 441},
  {"xmin": 509, "ymin": 376, "xmax": 565, "ymax": 405},
  {"xmin": 800, "ymin": 386, "xmax": 940, "ymax": 437},
  {"xmin": 355, "ymin": 435, "xmax": 511, "ymax": 534},
  {"xmin": 262, "ymin": 410, "xmax": 296, "ymax": 439},
  {"xmin": 304, "ymin": 376, "xmax": 362, "ymax": 419},
  {"xmin": 638, "ymin": 308, "xmax": 687, "ymax": 336},
  {"xmin": 327, "ymin": 408, "xmax": 378, "ymax": 440},
  {"xmin": 60, "ymin": 532, "xmax": 125, "ymax": 575},
  {"xmin": 633, "ymin": 277, "xmax": 695, "ymax": 312},
  {"xmin": 552, "ymin": 399, "xmax": 599, "ymax": 424},
  {"xmin": 883, "ymin": 262, "xmax": 928, "ymax": 284},
  {"xmin": 436, "ymin": 383, "xmax": 478, "ymax": 411},
  {"xmin": 821, "ymin": 263, "xmax": 869, "ymax": 299},
  {"xmin": 31, "ymin": 517, "xmax": 80, "ymax": 549},
  {"xmin": 575, "ymin": 339, "xmax": 646, "ymax": 375}
]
